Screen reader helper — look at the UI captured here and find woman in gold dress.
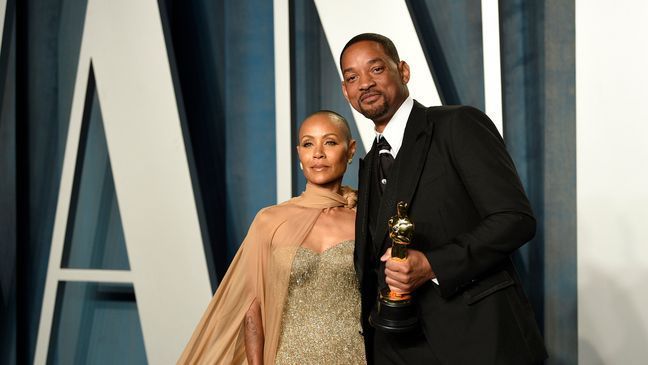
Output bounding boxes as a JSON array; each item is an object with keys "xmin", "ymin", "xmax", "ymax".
[{"xmin": 178, "ymin": 111, "xmax": 366, "ymax": 365}]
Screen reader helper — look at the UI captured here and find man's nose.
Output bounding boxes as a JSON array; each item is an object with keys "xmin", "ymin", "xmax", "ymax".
[{"xmin": 359, "ymin": 73, "xmax": 375, "ymax": 90}]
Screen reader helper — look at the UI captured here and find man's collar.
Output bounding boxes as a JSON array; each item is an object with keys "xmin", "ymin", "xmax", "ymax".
[{"xmin": 374, "ymin": 96, "xmax": 414, "ymax": 157}]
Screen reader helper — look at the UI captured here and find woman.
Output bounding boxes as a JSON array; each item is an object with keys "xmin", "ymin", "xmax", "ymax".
[{"xmin": 178, "ymin": 110, "xmax": 365, "ymax": 364}]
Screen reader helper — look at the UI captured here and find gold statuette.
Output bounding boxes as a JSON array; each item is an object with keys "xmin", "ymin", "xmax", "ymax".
[{"xmin": 369, "ymin": 201, "xmax": 419, "ymax": 333}]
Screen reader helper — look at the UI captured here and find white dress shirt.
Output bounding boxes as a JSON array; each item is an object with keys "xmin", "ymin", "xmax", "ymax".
[{"xmin": 374, "ymin": 96, "xmax": 413, "ymax": 157}]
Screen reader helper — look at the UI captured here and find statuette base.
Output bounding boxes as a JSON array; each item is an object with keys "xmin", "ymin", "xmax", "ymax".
[{"xmin": 369, "ymin": 289, "xmax": 419, "ymax": 333}]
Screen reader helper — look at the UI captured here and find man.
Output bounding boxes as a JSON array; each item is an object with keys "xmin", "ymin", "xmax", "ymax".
[{"xmin": 340, "ymin": 33, "xmax": 547, "ymax": 364}]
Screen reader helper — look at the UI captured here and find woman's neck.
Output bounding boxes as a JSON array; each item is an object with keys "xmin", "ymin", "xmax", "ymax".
[{"xmin": 307, "ymin": 180, "xmax": 342, "ymax": 195}]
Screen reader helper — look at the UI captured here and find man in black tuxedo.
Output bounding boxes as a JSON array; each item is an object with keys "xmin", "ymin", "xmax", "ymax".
[{"xmin": 341, "ymin": 33, "xmax": 547, "ymax": 364}]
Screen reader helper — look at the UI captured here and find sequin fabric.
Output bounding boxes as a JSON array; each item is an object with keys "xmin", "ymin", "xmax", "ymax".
[{"xmin": 275, "ymin": 240, "xmax": 366, "ymax": 365}]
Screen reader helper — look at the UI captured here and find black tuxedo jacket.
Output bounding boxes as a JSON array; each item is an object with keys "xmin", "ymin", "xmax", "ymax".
[{"xmin": 355, "ymin": 101, "xmax": 547, "ymax": 364}]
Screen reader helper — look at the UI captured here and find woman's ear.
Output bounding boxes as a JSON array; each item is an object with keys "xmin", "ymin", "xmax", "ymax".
[{"xmin": 348, "ymin": 139, "xmax": 357, "ymax": 161}]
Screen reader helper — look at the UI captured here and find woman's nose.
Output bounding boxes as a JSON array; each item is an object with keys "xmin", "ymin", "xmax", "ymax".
[{"xmin": 313, "ymin": 145, "xmax": 325, "ymax": 158}]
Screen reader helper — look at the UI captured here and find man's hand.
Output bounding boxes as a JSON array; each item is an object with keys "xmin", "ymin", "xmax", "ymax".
[{"xmin": 381, "ymin": 247, "xmax": 436, "ymax": 294}]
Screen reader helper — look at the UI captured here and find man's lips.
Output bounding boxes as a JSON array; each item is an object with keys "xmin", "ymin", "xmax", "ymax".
[{"xmin": 360, "ymin": 92, "xmax": 381, "ymax": 103}]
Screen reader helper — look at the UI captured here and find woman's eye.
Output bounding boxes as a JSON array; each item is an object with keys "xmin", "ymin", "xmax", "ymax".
[
  {"xmin": 302, "ymin": 142, "xmax": 313, "ymax": 147},
  {"xmin": 325, "ymin": 140, "xmax": 338, "ymax": 146}
]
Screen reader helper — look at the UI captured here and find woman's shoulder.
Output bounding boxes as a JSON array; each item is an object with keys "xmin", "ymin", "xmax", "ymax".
[{"xmin": 252, "ymin": 199, "xmax": 308, "ymax": 224}]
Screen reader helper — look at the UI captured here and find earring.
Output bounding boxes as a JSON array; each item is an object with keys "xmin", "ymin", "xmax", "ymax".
[
  {"xmin": 348, "ymin": 158, "xmax": 353, "ymax": 165},
  {"xmin": 299, "ymin": 162, "xmax": 304, "ymax": 170}
]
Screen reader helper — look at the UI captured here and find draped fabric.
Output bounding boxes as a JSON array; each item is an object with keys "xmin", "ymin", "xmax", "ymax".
[{"xmin": 178, "ymin": 184, "xmax": 356, "ymax": 364}]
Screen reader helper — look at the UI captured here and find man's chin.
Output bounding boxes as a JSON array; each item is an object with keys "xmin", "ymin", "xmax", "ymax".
[{"xmin": 359, "ymin": 107, "xmax": 388, "ymax": 121}]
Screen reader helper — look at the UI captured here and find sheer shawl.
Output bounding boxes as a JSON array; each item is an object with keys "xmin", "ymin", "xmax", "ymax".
[{"xmin": 178, "ymin": 184, "xmax": 356, "ymax": 364}]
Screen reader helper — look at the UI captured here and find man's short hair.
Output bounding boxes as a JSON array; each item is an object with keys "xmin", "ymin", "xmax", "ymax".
[{"xmin": 339, "ymin": 33, "xmax": 401, "ymax": 69}]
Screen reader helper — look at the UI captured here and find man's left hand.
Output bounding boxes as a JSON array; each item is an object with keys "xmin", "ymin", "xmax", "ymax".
[{"xmin": 381, "ymin": 248, "xmax": 436, "ymax": 294}]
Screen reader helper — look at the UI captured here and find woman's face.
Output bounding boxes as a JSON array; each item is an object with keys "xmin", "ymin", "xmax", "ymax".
[{"xmin": 297, "ymin": 114, "xmax": 356, "ymax": 190}]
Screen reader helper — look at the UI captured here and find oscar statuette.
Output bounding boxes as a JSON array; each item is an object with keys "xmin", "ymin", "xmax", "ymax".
[{"xmin": 369, "ymin": 201, "xmax": 419, "ymax": 333}]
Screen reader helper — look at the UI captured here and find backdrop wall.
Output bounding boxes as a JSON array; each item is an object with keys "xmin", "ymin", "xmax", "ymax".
[
  {"xmin": 5, "ymin": 0, "xmax": 644, "ymax": 364},
  {"xmin": 577, "ymin": 1, "xmax": 648, "ymax": 363}
]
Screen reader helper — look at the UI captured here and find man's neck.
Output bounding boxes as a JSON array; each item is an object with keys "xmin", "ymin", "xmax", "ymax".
[
  {"xmin": 374, "ymin": 121, "xmax": 388, "ymax": 133},
  {"xmin": 372, "ymin": 97, "xmax": 408, "ymax": 132},
  {"xmin": 373, "ymin": 97, "xmax": 414, "ymax": 158}
]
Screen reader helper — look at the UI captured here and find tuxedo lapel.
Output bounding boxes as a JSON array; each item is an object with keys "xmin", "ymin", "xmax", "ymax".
[
  {"xmin": 355, "ymin": 142, "xmax": 375, "ymax": 285},
  {"xmin": 358, "ymin": 155, "xmax": 373, "ymax": 237},
  {"xmin": 373, "ymin": 102, "xmax": 434, "ymax": 252}
]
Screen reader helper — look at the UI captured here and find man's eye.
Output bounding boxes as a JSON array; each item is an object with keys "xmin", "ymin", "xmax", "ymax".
[
  {"xmin": 372, "ymin": 67, "xmax": 384, "ymax": 73},
  {"xmin": 346, "ymin": 75, "xmax": 357, "ymax": 82}
]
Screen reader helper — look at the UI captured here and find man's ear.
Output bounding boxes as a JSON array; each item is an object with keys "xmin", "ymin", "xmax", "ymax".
[
  {"xmin": 399, "ymin": 61, "xmax": 410, "ymax": 85},
  {"xmin": 341, "ymin": 81, "xmax": 350, "ymax": 102}
]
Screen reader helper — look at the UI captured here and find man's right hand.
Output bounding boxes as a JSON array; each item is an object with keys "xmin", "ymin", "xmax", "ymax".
[{"xmin": 381, "ymin": 247, "xmax": 436, "ymax": 293}]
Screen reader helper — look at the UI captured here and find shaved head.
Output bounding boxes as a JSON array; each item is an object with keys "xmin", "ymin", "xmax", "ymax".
[{"xmin": 302, "ymin": 110, "xmax": 352, "ymax": 143}]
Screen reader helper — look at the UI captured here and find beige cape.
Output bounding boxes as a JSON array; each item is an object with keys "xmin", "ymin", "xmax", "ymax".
[{"xmin": 178, "ymin": 184, "xmax": 356, "ymax": 364}]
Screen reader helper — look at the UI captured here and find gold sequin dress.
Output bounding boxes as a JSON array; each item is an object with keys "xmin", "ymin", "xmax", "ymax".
[{"xmin": 275, "ymin": 240, "xmax": 366, "ymax": 365}]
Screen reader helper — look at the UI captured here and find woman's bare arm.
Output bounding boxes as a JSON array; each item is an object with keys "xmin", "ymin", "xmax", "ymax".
[{"xmin": 244, "ymin": 299, "xmax": 264, "ymax": 365}]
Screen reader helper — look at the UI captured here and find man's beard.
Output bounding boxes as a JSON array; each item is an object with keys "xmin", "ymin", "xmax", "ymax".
[{"xmin": 359, "ymin": 99, "xmax": 389, "ymax": 121}]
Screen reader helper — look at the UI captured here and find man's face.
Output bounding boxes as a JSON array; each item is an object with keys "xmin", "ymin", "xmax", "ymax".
[{"xmin": 341, "ymin": 41, "xmax": 410, "ymax": 127}]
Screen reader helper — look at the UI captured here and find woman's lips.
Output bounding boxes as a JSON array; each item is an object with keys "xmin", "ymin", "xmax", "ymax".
[{"xmin": 311, "ymin": 165, "xmax": 329, "ymax": 171}]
